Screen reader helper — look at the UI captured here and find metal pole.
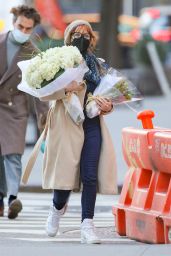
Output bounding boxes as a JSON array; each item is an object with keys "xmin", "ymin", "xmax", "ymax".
[{"xmin": 146, "ymin": 42, "xmax": 171, "ymax": 96}]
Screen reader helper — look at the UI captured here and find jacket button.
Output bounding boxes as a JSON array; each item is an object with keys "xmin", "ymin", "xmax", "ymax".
[
  {"xmin": 9, "ymin": 88, "xmax": 13, "ymax": 92},
  {"xmin": 8, "ymin": 102, "xmax": 13, "ymax": 106}
]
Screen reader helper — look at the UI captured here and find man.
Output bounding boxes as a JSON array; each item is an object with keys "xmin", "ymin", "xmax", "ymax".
[{"xmin": 0, "ymin": 5, "xmax": 49, "ymax": 219}]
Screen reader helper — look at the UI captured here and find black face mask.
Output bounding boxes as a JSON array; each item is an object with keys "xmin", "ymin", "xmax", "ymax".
[{"xmin": 71, "ymin": 36, "xmax": 90, "ymax": 54}]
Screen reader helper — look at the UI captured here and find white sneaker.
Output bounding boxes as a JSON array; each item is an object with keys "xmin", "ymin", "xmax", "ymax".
[
  {"xmin": 81, "ymin": 218, "xmax": 101, "ymax": 244},
  {"xmin": 45, "ymin": 206, "xmax": 65, "ymax": 237}
]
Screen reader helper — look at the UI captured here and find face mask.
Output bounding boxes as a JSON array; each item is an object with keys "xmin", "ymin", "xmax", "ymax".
[
  {"xmin": 71, "ymin": 36, "xmax": 90, "ymax": 54},
  {"xmin": 12, "ymin": 29, "xmax": 31, "ymax": 44}
]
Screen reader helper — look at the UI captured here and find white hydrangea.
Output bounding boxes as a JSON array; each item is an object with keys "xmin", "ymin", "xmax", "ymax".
[{"xmin": 25, "ymin": 46, "xmax": 83, "ymax": 89}]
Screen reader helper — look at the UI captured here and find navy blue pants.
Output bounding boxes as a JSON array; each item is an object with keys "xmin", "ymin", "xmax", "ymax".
[{"xmin": 53, "ymin": 116, "xmax": 101, "ymax": 221}]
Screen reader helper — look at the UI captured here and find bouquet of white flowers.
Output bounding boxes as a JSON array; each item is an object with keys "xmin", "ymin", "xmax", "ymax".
[
  {"xmin": 86, "ymin": 68, "xmax": 142, "ymax": 118},
  {"xmin": 17, "ymin": 46, "xmax": 88, "ymax": 125}
]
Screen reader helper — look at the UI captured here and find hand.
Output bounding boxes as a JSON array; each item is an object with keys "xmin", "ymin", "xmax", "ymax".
[
  {"xmin": 65, "ymin": 81, "xmax": 84, "ymax": 93},
  {"xmin": 95, "ymin": 98, "xmax": 113, "ymax": 114}
]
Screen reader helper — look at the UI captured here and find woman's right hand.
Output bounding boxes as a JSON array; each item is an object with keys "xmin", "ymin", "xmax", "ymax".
[{"xmin": 65, "ymin": 81, "xmax": 84, "ymax": 93}]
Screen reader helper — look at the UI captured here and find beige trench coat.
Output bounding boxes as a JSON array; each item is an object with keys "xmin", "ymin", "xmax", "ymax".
[{"xmin": 22, "ymin": 87, "xmax": 118, "ymax": 194}]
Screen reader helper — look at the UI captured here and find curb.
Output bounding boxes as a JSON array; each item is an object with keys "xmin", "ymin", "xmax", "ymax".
[
  {"xmin": 20, "ymin": 185, "xmax": 122, "ymax": 194},
  {"xmin": 20, "ymin": 186, "xmax": 52, "ymax": 193}
]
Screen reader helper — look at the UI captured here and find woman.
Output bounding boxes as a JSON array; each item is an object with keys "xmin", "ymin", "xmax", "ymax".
[{"xmin": 23, "ymin": 20, "xmax": 117, "ymax": 244}]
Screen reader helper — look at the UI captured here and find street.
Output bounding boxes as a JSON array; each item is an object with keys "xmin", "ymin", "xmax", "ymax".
[{"xmin": 0, "ymin": 192, "xmax": 171, "ymax": 256}]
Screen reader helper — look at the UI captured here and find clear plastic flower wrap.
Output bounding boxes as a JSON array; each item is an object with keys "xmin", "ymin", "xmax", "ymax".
[
  {"xmin": 86, "ymin": 68, "xmax": 143, "ymax": 118},
  {"xmin": 63, "ymin": 93, "xmax": 85, "ymax": 125}
]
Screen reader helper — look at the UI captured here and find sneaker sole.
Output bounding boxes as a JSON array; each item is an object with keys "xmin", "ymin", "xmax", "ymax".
[
  {"xmin": 45, "ymin": 223, "xmax": 58, "ymax": 237},
  {"xmin": 81, "ymin": 238, "xmax": 101, "ymax": 244}
]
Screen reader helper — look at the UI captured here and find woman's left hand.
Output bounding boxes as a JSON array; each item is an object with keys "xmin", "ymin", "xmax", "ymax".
[{"xmin": 95, "ymin": 97, "xmax": 113, "ymax": 114}]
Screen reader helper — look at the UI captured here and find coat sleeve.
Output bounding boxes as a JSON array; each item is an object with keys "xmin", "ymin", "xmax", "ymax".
[
  {"xmin": 39, "ymin": 88, "xmax": 66, "ymax": 102},
  {"xmin": 101, "ymin": 104, "xmax": 114, "ymax": 116}
]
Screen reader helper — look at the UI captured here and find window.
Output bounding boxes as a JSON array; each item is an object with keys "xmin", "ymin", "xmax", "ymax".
[{"xmin": 58, "ymin": 0, "xmax": 101, "ymax": 14}]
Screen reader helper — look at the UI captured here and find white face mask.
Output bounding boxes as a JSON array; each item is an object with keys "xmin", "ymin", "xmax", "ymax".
[{"xmin": 12, "ymin": 29, "xmax": 31, "ymax": 44}]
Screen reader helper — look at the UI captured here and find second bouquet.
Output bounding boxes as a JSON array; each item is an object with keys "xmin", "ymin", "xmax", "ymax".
[
  {"xmin": 17, "ymin": 45, "xmax": 88, "ymax": 125},
  {"xmin": 86, "ymin": 68, "xmax": 143, "ymax": 118}
]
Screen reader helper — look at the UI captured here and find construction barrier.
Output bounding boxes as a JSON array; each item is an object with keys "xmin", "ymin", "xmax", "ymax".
[{"xmin": 113, "ymin": 110, "xmax": 171, "ymax": 244}]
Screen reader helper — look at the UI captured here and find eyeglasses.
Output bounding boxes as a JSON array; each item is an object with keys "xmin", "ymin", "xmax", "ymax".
[{"xmin": 72, "ymin": 32, "xmax": 91, "ymax": 40}]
